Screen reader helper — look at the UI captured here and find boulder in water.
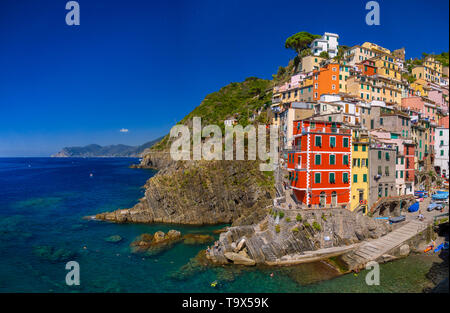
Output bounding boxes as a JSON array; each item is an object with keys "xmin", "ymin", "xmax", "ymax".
[{"xmin": 105, "ymin": 235, "xmax": 123, "ymax": 243}]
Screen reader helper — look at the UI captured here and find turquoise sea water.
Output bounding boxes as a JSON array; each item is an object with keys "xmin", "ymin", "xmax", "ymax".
[{"xmin": 0, "ymin": 158, "xmax": 437, "ymax": 292}]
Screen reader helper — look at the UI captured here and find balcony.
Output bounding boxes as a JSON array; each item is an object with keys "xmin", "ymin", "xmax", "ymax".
[{"xmin": 299, "ymin": 126, "xmax": 352, "ymax": 135}]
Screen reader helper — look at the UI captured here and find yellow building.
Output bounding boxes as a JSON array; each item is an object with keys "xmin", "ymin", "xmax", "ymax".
[
  {"xmin": 412, "ymin": 56, "xmax": 443, "ymax": 84},
  {"xmin": 347, "ymin": 74, "xmax": 403, "ymax": 104},
  {"xmin": 350, "ymin": 128, "xmax": 370, "ymax": 213},
  {"xmin": 371, "ymin": 54, "xmax": 402, "ymax": 80},
  {"xmin": 299, "ymin": 55, "xmax": 324, "ymax": 73},
  {"xmin": 410, "ymin": 78, "xmax": 430, "ymax": 97},
  {"xmin": 338, "ymin": 62, "xmax": 351, "ymax": 93},
  {"xmin": 361, "ymin": 42, "xmax": 391, "ymax": 55}
]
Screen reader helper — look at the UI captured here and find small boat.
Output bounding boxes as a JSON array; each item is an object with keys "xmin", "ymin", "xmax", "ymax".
[
  {"xmin": 434, "ymin": 243, "xmax": 444, "ymax": 253},
  {"xmin": 424, "ymin": 246, "xmax": 433, "ymax": 253},
  {"xmin": 210, "ymin": 280, "xmax": 218, "ymax": 287},
  {"xmin": 89, "ymin": 173, "xmax": 94, "ymax": 177},
  {"xmin": 389, "ymin": 215, "xmax": 406, "ymax": 223}
]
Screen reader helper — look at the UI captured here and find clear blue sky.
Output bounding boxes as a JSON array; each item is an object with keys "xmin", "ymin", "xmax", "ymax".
[{"xmin": 0, "ymin": 0, "xmax": 448, "ymax": 156}]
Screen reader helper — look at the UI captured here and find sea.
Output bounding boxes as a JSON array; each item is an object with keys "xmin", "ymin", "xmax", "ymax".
[{"xmin": 0, "ymin": 157, "xmax": 439, "ymax": 292}]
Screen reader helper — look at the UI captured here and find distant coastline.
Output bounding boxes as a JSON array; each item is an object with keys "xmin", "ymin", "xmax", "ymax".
[{"xmin": 51, "ymin": 137, "xmax": 162, "ymax": 158}]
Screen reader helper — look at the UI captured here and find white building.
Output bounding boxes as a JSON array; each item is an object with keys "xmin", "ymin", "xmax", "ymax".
[
  {"xmin": 310, "ymin": 32, "xmax": 339, "ymax": 58},
  {"xmin": 434, "ymin": 126, "xmax": 449, "ymax": 179}
]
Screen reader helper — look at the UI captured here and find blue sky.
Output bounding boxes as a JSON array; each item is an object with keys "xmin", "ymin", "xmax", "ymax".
[{"xmin": 0, "ymin": 0, "xmax": 448, "ymax": 156}]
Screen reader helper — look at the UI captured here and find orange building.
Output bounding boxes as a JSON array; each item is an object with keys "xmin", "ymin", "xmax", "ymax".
[{"xmin": 312, "ymin": 63, "xmax": 340, "ymax": 101}]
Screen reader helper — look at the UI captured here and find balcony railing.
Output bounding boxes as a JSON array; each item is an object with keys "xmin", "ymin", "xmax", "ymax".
[{"xmin": 299, "ymin": 126, "xmax": 351, "ymax": 135}]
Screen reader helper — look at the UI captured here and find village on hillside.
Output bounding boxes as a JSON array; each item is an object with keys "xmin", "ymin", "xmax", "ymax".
[{"xmin": 266, "ymin": 32, "xmax": 449, "ymax": 216}]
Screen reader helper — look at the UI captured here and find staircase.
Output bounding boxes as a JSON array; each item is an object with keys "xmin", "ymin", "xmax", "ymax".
[{"xmin": 346, "ymin": 220, "xmax": 428, "ymax": 269}]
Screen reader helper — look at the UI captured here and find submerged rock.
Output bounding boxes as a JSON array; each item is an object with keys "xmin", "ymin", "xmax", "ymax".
[
  {"xmin": 105, "ymin": 235, "xmax": 123, "ymax": 243},
  {"xmin": 130, "ymin": 230, "xmax": 182, "ymax": 256},
  {"xmin": 168, "ymin": 250, "xmax": 210, "ymax": 281},
  {"xmin": 33, "ymin": 245, "xmax": 76, "ymax": 263},
  {"xmin": 183, "ymin": 234, "xmax": 215, "ymax": 245}
]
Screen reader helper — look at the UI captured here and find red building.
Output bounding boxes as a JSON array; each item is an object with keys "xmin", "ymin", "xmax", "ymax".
[
  {"xmin": 286, "ymin": 119, "xmax": 352, "ymax": 208},
  {"xmin": 356, "ymin": 60, "xmax": 377, "ymax": 76},
  {"xmin": 404, "ymin": 142, "xmax": 415, "ymax": 186}
]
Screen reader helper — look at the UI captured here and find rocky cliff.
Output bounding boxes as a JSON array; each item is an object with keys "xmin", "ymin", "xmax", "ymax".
[
  {"xmin": 206, "ymin": 208, "xmax": 392, "ymax": 265},
  {"xmin": 96, "ymin": 158, "xmax": 275, "ymax": 226},
  {"xmin": 96, "ymin": 78, "xmax": 276, "ymax": 226}
]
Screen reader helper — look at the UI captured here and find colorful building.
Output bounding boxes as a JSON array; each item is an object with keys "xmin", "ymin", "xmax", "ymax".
[
  {"xmin": 312, "ymin": 63, "xmax": 340, "ymax": 101},
  {"xmin": 350, "ymin": 128, "xmax": 370, "ymax": 213},
  {"xmin": 287, "ymin": 120, "xmax": 352, "ymax": 208}
]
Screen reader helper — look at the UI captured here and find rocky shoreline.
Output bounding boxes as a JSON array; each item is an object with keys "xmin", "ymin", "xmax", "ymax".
[
  {"xmin": 206, "ymin": 208, "xmax": 391, "ymax": 266},
  {"xmin": 96, "ymin": 152, "xmax": 275, "ymax": 226}
]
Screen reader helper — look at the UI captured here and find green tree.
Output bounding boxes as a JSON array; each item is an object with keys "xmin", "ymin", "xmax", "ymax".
[
  {"xmin": 319, "ymin": 51, "xmax": 329, "ymax": 59},
  {"xmin": 285, "ymin": 31, "xmax": 321, "ymax": 54}
]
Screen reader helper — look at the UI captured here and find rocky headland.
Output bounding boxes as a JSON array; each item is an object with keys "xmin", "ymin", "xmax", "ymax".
[{"xmin": 206, "ymin": 208, "xmax": 392, "ymax": 266}]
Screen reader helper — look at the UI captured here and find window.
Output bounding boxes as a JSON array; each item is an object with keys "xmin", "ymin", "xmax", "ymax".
[
  {"xmin": 343, "ymin": 137, "xmax": 349, "ymax": 148},
  {"xmin": 315, "ymin": 136, "xmax": 322, "ymax": 147},
  {"xmin": 315, "ymin": 154, "xmax": 321, "ymax": 165},
  {"xmin": 378, "ymin": 166, "xmax": 382, "ymax": 175},
  {"xmin": 370, "ymin": 120, "xmax": 374, "ymax": 129},
  {"xmin": 385, "ymin": 187, "xmax": 388, "ymax": 197},
  {"xmin": 385, "ymin": 152, "xmax": 390, "ymax": 161},
  {"xmin": 315, "ymin": 173, "xmax": 321, "ymax": 183},
  {"xmin": 378, "ymin": 186, "xmax": 382, "ymax": 198},
  {"xmin": 329, "ymin": 154, "xmax": 336, "ymax": 165},
  {"xmin": 343, "ymin": 172, "xmax": 349, "ymax": 183},
  {"xmin": 330, "ymin": 137, "xmax": 336, "ymax": 148},
  {"xmin": 400, "ymin": 171, "xmax": 403, "ymax": 178},
  {"xmin": 363, "ymin": 174, "xmax": 367, "ymax": 182},
  {"xmin": 354, "ymin": 144, "xmax": 358, "ymax": 151},
  {"xmin": 353, "ymin": 174, "xmax": 358, "ymax": 183},
  {"xmin": 378, "ymin": 151, "xmax": 382, "ymax": 159},
  {"xmin": 441, "ymin": 150, "xmax": 444, "ymax": 156},
  {"xmin": 380, "ymin": 118, "xmax": 383, "ymax": 125},
  {"xmin": 329, "ymin": 172, "xmax": 335, "ymax": 183},
  {"xmin": 362, "ymin": 145, "xmax": 366, "ymax": 152},
  {"xmin": 385, "ymin": 166, "xmax": 389, "ymax": 176},
  {"xmin": 401, "ymin": 157, "xmax": 404, "ymax": 165},
  {"xmin": 343, "ymin": 155, "xmax": 349, "ymax": 165}
]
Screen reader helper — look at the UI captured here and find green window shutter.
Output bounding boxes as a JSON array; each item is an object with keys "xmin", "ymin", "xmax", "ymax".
[
  {"xmin": 343, "ymin": 172, "xmax": 348, "ymax": 183},
  {"xmin": 315, "ymin": 154, "xmax": 321, "ymax": 165},
  {"xmin": 357, "ymin": 158, "xmax": 361, "ymax": 167},
  {"xmin": 441, "ymin": 150, "xmax": 444, "ymax": 156},
  {"xmin": 315, "ymin": 136, "xmax": 322, "ymax": 146},
  {"xmin": 329, "ymin": 173, "xmax": 335, "ymax": 183},
  {"xmin": 315, "ymin": 173, "xmax": 321, "ymax": 183},
  {"xmin": 353, "ymin": 174, "xmax": 358, "ymax": 183},
  {"xmin": 396, "ymin": 171, "xmax": 398, "ymax": 178},
  {"xmin": 330, "ymin": 137, "xmax": 336, "ymax": 147},
  {"xmin": 400, "ymin": 171, "xmax": 404, "ymax": 178},
  {"xmin": 343, "ymin": 155, "xmax": 349, "ymax": 165},
  {"xmin": 343, "ymin": 137, "xmax": 349, "ymax": 148},
  {"xmin": 363, "ymin": 174, "xmax": 367, "ymax": 182},
  {"xmin": 378, "ymin": 151, "xmax": 381, "ymax": 159},
  {"xmin": 362, "ymin": 145, "xmax": 366, "ymax": 152},
  {"xmin": 385, "ymin": 152, "xmax": 389, "ymax": 160},
  {"xmin": 354, "ymin": 144, "xmax": 358, "ymax": 151},
  {"xmin": 401, "ymin": 157, "xmax": 404, "ymax": 165},
  {"xmin": 330, "ymin": 154, "xmax": 335, "ymax": 165}
]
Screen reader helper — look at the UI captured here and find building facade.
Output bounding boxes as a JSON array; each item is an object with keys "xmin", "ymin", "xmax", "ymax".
[{"xmin": 287, "ymin": 120, "xmax": 352, "ymax": 208}]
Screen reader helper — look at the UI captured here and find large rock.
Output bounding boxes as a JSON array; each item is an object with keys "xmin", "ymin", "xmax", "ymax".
[
  {"xmin": 224, "ymin": 252, "xmax": 256, "ymax": 266},
  {"xmin": 399, "ymin": 244, "xmax": 410, "ymax": 257},
  {"xmin": 130, "ymin": 230, "xmax": 182, "ymax": 256}
]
